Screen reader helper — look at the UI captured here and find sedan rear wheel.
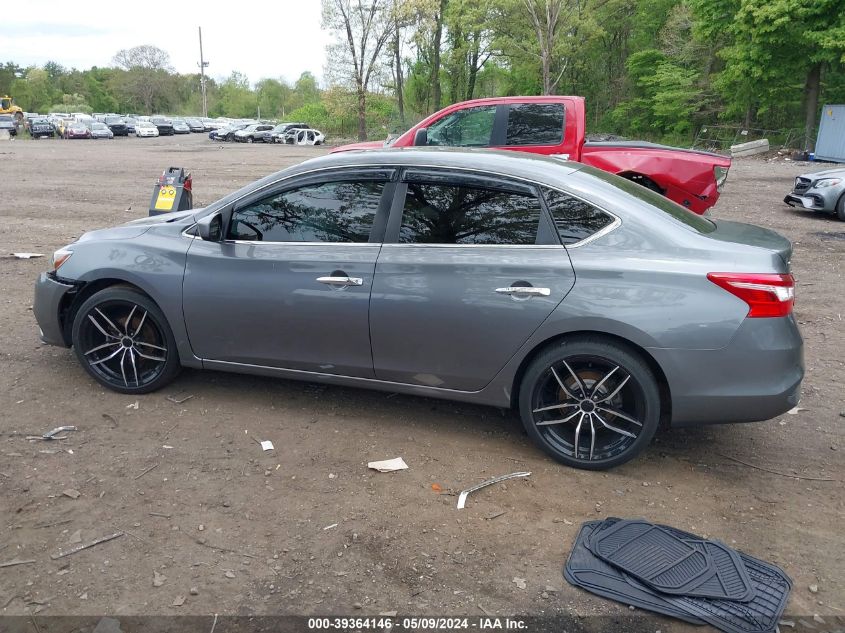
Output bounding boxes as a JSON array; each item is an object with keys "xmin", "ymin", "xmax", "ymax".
[
  {"xmin": 519, "ymin": 338, "xmax": 660, "ymax": 470},
  {"xmin": 836, "ymin": 193, "xmax": 845, "ymax": 221},
  {"xmin": 72, "ymin": 287, "xmax": 180, "ymax": 394}
]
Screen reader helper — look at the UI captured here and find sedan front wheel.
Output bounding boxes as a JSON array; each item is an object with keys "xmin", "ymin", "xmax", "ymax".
[
  {"xmin": 519, "ymin": 337, "xmax": 660, "ymax": 470},
  {"xmin": 71, "ymin": 287, "xmax": 180, "ymax": 394}
]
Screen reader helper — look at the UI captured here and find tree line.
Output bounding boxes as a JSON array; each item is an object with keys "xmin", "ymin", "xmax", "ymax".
[{"xmin": 2, "ymin": 0, "xmax": 844, "ymax": 148}]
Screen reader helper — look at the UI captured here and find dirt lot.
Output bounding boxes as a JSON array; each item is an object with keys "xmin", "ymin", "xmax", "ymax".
[{"xmin": 1, "ymin": 134, "xmax": 843, "ymax": 628}]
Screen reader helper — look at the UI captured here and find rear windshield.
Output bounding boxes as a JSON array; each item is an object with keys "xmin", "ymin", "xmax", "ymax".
[{"xmin": 579, "ymin": 165, "xmax": 716, "ymax": 233}]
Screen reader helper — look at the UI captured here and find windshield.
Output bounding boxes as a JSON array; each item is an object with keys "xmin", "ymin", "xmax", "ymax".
[
  {"xmin": 105, "ymin": 117, "xmax": 123, "ymax": 124},
  {"xmin": 93, "ymin": 123, "xmax": 107, "ymax": 130},
  {"xmin": 579, "ymin": 165, "xmax": 716, "ymax": 233}
]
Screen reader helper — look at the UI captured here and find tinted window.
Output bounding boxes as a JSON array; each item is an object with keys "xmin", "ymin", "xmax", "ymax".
[
  {"xmin": 228, "ymin": 180, "xmax": 384, "ymax": 243},
  {"xmin": 507, "ymin": 103, "xmax": 564, "ymax": 146},
  {"xmin": 426, "ymin": 106, "xmax": 496, "ymax": 147},
  {"xmin": 579, "ymin": 165, "xmax": 716, "ymax": 233},
  {"xmin": 542, "ymin": 187, "xmax": 614, "ymax": 244},
  {"xmin": 399, "ymin": 182, "xmax": 541, "ymax": 245}
]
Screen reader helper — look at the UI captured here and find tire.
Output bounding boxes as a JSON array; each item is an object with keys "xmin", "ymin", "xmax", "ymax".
[
  {"xmin": 518, "ymin": 337, "xmax": 660, "ymax": 470},
  {"xmin": 71, "ymin": 286, "xmax": 180, "ymax": 394},
  {"xmin": 247, "ymin": 136, "xmax": 254, "ymax": 143},
  {"xmin": 836, "ymin": 193, "xmax": 845, "ymax": 222}
]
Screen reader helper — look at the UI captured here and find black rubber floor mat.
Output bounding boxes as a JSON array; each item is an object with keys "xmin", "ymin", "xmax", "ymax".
[
  {"xmin": 684, "ymin": 539, "xmax": 756, "ymax": 601},
  {"xmin": 564, "ymin": 521, "xmax": 706, "ymax": 625},
  {"xmin": 581, "ymin": 519, "xmax": 792, "ymax": 633},
  {"xmin": 590, "ymin": 519, "xmax": 716, "ymax": 595}
]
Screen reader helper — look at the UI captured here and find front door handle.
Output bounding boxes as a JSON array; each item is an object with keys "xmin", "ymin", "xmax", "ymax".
[
  {"xmin": 317, "ymin": 276, "xmax": 363, "ymax": 287},
  {"xmin": 495, "ymin": 286, "xmax": 551, "ymax": 297}
]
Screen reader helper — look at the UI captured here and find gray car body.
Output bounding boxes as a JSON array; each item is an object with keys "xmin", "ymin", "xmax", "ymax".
[
  {"xmin": 784, "ymin": 167, "xmax": 845, "ymax": 213},
  {"xmin": 33, "ymin": 148, "xmax": 803, "ymax": 427}
]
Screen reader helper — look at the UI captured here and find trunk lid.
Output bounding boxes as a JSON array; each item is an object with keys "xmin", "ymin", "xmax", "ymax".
[{"xmin": 708, "ymin": 220, "xmax": 793, "ymax": 270}]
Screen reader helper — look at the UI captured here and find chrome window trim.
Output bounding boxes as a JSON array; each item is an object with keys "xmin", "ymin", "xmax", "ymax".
[
  {"xmin": 381, "ymin": 243, "xmax": 565, "ymax": 249},
  {"xmin": 185, "ymin": 162, "xmax": 622, "ymax": 248}
]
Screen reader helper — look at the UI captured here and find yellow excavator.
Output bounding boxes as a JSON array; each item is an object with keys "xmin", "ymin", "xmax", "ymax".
[{"xmin": 0, "ymin": 95, "xmax": 24, "ymax": 122}]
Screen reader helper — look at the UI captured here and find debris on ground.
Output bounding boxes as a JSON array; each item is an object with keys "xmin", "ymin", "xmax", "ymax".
[
  {"xmin": 367, "ymin": 457, "xmax": 408, "ymax": 472},
  {"xmin": 224, "ymin": 570, "xmax": 235, "ymax": 579},
  {"xmin": 27, "ymin": 425, "xmax": 78, "ymax": 441},
  {"xmin": 431, "ymin": 483, "xmax": 442, "ymax": 492},
  {"xmin": 0, "ymin": 558, "xmax": 36, "ymax": 568},
  {"xmin": 133, "ymin": 463, "xmax": 159, "ymax": 480},
  {"xmin": 50, "ymin": 531, "xmax": 124, "ymax": 560},
  {"xmin": 513, "ymin": 577, "xmax": 527, "ymax": 589},
  {"xmin": 62, "ymin": 489, "xmax": 81, "ymax": 499},
  {"xmin": 260, "ymin": 440, "xmax": 275, "ymax": 451},
  {"xmin": 11, "ymin": 253, "xmax": 44, "ymax": 259},
  {"xmin": 68, "ymin": 530, "xmax": 82, "ymax": 544},
  {"xmin": 456, "ymin": 472, "xmax": 531, "ymax": 509},
  {"xmin": 172, "ymin": 595, "xmax": 185, "ymax": 607},
  {"xmin": 809, "ymin": 584, "xmax": 818, "ymax": 593},
  {"xmin": 126, "ymin": 401, "xmax": 139, "ymax": 410},
  {"xmin": 786, "ymin": 407, "xmax": 806, "ymax": 415},
  {"xmin": 323, "ymin": 523, "xmax": 338, "ymax": 530},
  {"xmin": 166, "ymin": 394, "xmax": 194, "ymax": 405},
  {"xmin": 153, "ymin": 571, "xmax": 166, "ymax": 587}
]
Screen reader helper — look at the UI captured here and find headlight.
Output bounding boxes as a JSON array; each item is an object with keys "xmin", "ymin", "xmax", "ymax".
[
  {"xmin": 51, "ymin": 247, "xmax": 73, "ymax": 271},
  {"xmin": 813, "ymin": 178, "xmax": 842, "ymax": 188},
  {"xmin": 714, "ymin": 166, "xmax": 729, "ymax": 190}
]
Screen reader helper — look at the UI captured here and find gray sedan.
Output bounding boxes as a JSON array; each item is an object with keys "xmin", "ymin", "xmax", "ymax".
[
  {"xmin": 784, "ymin": 167, "xmax": 845, "ymax": 220},
  {"xmin": 33, "ymin": 149, "xmax": 803, "ymax": 469}
]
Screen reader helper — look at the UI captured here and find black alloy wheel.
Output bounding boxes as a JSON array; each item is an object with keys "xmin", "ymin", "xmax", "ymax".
[
  {"xmin": 519, "ymin": 338, "xmax": 660, "ymax": 470},
  {"xmin": 72, "ymin": 287, "xmax": 180, "ymax": 393}
]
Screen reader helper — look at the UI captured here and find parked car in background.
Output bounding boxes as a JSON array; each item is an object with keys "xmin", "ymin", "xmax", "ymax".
[
  {"xmin": 64, "ymin": 122, "xmax": 91, "ymax": 139},
  {"xmin": 282, "ymin": 127, "xmax": 325, "ymax": 145},
  {"xmin": 784, "ymin": 167, "xmax": 845, "ymax": 221},
  {"xmin": 28, "ymin": 117, "xmax": 54, "ymax": 138},
  {"xmin": 124, "ymin": 117, "xmax": 137, "ymax": 134},
  {"xmin": 32, "ymin": 149, "xmax": 802, "ymax": 470},
  {"xmin": 135, "ymin": 121, "xmax": 159, "ymax": 138},
  {"xmin": 185, "ymin": 118, "xmax": 205, "ymax": 132},
  {"xmin": 150, "ymin": 117, "xmax": 174, "ymax": 136},
  {"xmin": 333, "ymin": 96, "xmax": 731, "ymax": 215},
  {"xmin": 104, "ymin": 116, "xmax": 129, "ymax": 136},
  {"xmin": 269, "ymin": 122, "xmax": 310, "ymax": 143},
  {"xmin": 172, "ymin": 118, "xmax": 191, "ymax": 134},
  {"xmin": 234, "ymin": 123, "xmax": 275, "ymax": 143},
  {"xmin": 90, "ymin": 122, "xmax": 114, "ymax": 139},
  {"xmin": 212, "ymin": 123, "xmax": 249, "ymax": 142},
  {"xmin": 0, "ymin": 114, "xmax": 17, "ymax": 136},
  {"xmin": 201, "ymin": 118, "xmax": 219, "ymax": 131}
]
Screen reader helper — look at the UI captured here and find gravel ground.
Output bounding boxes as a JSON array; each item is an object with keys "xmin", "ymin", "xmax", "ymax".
[{"xmin": 0, "ymin": 134, "xmax": 842, "ymax": 629}]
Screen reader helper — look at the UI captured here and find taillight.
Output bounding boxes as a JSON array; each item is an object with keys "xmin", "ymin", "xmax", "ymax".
[{"xmin": 707, "ymin": 273, "xmax": 794, "ymax": 318}]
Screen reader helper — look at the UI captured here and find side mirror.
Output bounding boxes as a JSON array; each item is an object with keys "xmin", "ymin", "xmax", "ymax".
[
  {"xmin": 197, "ymin": 213, "xmax": 222, "ymax": 241},
  {"xmin": 413, "ymin": 128, "xmax": 428, "ymax": 146}
]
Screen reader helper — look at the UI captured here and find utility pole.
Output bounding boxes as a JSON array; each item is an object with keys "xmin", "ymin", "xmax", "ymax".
[{"xmin": 198, "ymin": 27, "xmax": 209, "ymax": 117}]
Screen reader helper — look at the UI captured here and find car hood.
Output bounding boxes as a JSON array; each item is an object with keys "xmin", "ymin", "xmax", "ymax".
[
  {"xmin": 798, "ymin": 167, "xmax": 845, "ymax": 180},
  {"xmin": 331, "ymin": 140, "xmax": 384, "ymax": 153},
  {"xmin": 124, "ymin": 209, "xmax": 199, "ymax": 226}
]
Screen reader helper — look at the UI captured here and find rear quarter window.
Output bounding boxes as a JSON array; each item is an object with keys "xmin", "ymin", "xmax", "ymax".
[{"xmin": 541, "ymin": 187, "xmax": 615, "ymax": 244}]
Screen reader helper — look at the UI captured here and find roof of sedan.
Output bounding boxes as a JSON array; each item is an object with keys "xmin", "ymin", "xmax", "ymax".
[{"xmin": 293, "ymin": 146, "xmax": 584, "ymax": 179}]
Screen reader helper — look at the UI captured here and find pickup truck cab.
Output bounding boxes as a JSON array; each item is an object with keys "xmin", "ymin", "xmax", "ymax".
[{"xmin": 333, "ymin": 96, "xmax": 730, "ymax": 214}]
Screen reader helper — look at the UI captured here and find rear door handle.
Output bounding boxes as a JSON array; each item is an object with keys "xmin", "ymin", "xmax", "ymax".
[
  {"xmin": 317, "ymin": 276, "xmax": 363, "ymax": 287},
  {"xmin": 495, "ymin": 286, "xmax": 551, "ymax": 297}
]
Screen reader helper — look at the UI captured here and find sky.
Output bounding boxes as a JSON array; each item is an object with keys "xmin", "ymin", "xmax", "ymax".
[{"xmin": 0, "ymin": 0, "xmax": 333, "ymax": 86}]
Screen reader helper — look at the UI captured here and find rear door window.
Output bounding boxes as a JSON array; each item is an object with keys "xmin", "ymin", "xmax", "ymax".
[
  {"xmin": 398, "ymin": 181, "xmax": 542, "ymax": 245},
  {"xmin": 506, "ymin": 103, "xmax": 564, "ymax": 146}
]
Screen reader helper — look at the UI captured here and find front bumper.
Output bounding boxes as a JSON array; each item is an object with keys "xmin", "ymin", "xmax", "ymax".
[
  {"xmin": 650, "ymin": 315, "xmax": 804, "ymax": 427},
  {"xmin": 784, "ymin": 185, "xmax": 839, "ymax": 211},
  {"xmin": 33, "ymin": 273, "xmax": 76, "ymax": 347}
]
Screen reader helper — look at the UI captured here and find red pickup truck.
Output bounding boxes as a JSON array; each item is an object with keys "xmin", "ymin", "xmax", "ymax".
[{"xmin": 332, "ymin": 96, "xmax": 731, "ymax": 215}]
